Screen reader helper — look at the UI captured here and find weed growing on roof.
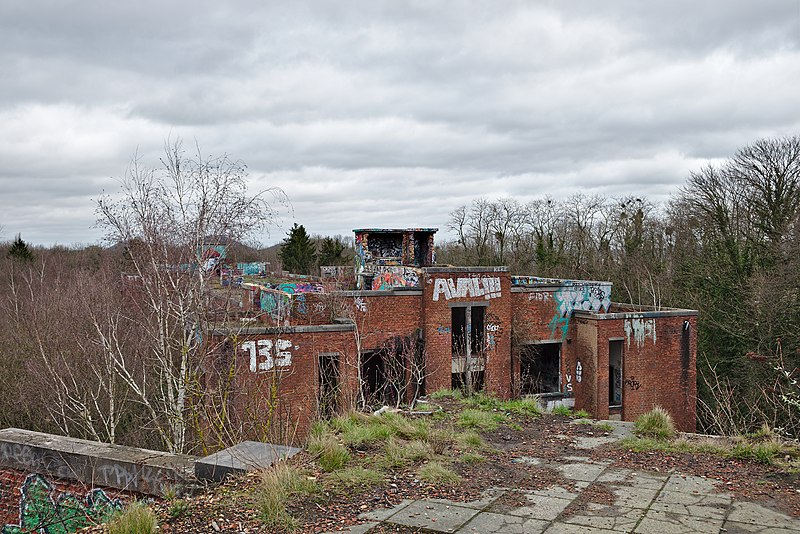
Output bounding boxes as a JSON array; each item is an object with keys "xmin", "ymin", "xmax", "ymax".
[
  {"xmin": 307, "ymin": 433, "xmax": 350, "ymax": 472},
  {"xmin": 254, "ymin": 462, "xmax": 318, "ymax": 531},
  {"xmin": 457, "ymin": 408, "xmax": 506, "ymax": 431},
  {"xmin": 460, "ymin": 452, "xmax": 486, "ymax": 464},
  {"xmin": 573, "ymin": 409, "xmax": 591, "ymax": 418},
  {"xmin": 418, "ymin": 461, "xmax": 461, "ymax": 486},
  {"xmin": 634, "ymin": 406, "xmax": 676, "ymax": 440},
  {"xmin": 107, "ymin": 501, "xmax": 158, "ymax": 534},
  {"xmin": 456, "ymin": 430, "xmax": 486, "ymax": 450},
  {"xmin": 327, "ymin": 467, "xmax": 384, "ymax": 490},
  {"xmin": 552, "ymin": 405, "xmax": 573, "ymax": 416},
  {"xmin": 429, "ymin": 388, "xmax": 464, "ymax": 400}
]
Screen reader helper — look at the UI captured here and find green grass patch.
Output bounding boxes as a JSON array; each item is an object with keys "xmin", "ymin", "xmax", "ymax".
[
  {"xmin": 456, "ymin": 430, "xmax": 486, "ymax": 450},
  {"xmin": 500, "ymin": 398, "xmax": 542, "ymax": 416},
  {"xmin": 460, "ymin": 452, "xmax": 486, "ymax": 464},
  {"xmin": 429, "ymin": 388, "xmax": 464, "ymax": 400},
  {"xmin": 307, "ymin": 433, "xmax": 351, "ymax": 472},
  {"xmin": 417, "ymin": 461, "xmax": 461, "ymax": 486},
  {"xmin": 167, "ymin": 499, "xmax": 189, "ymax": 519},
  {"xmin": 107, "ymin": 502, "xmax": 158, "ymax": 534},
  {"xmin": 729, "ymin": 441, "xmax": 783, "ymax": 465},
  {"xmin": 552, "ymin": 405, "xmax": 573, "ymax": 416},
  {"xmin": 573, "ymin": 409, "xmax": 591, "ymax": 418},
  {"xmin": 457, "ymin": 408, "xmax": 506, "ymax": 431},
  {"xmin": 634, "ymin": 407, "xmax": 676, "ymax": 440}
]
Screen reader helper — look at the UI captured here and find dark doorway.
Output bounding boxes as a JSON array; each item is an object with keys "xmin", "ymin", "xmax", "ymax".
[
  {"xmin": 318, "ymin": 352, "xmax": 340, "ymax": 417},
  {"xmin": 520, "ymin": 343, "xmax": 561, "ymax": 394},
  {"xmin": 609, "ymin": 340, "xmax": 623, "ymax": 407},
  {"xmin": 451, "ymin": 305, "xmax": 486, "ymax": 393},
  {"xmin": 471, "ymin": 306, "xmax": 485, "ymax": 354},
  {"xmin": 452, "ymin": 307, "xmax": 467, "ymax": 355},
  {"xmin": 361, "ymin": 350, "xmax": 385, "ymax": 408}
]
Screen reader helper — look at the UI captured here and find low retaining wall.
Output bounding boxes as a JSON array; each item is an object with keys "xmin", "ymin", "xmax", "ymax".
[{"xmin": 0, "ymin": 428, "xmax": 197, "ymax": 497}]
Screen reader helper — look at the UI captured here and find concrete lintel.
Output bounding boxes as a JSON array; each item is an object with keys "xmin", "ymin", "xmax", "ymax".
[
  {"xmin": 0, "ymin": 428, "xmax": 196, "ymax": 496},
  {"xmin": 424, "ymin": 266, "xmax": 509, "ymax": 273},
  {"xmin": 211, "ymin": 323, "xmax": 355, "ymax": 336},
  {"xmin": 574, "ymin": 308, "xmax": 698, "ymax": 320},
  {"xmin": 333, "ymin": 290, "xmax": 423, "ymax": 297}
]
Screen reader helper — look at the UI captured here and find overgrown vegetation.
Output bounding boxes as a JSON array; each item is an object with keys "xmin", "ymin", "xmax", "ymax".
[
  {"xmin": 253, "ymin": 462, "xmax": 319, "ymax": 531},
  {"xmin": 633, "ymin": 406, "xmax": 676, "ymax": 440}
]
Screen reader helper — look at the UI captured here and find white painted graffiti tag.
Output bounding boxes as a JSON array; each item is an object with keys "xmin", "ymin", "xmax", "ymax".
[
  {"xmin": 432, "ymin": 277, "xmax": 501, "ymax": 301},
  {"xmin": 241, "ymin": 339, "xmax": 293, "ymax": 372},
  {"xmin": 576, "ymin": 361, "xmax": 582, "ymax": 383}
]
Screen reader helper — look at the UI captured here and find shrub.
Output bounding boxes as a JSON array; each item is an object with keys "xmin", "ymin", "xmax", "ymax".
[
  {"xmin": 634, "ymin": 406, "xmax": 676, "ymax": 440},
  {"xmin": 418, "ymin": 461, "xmax": 461, "ymax": 486},
  {"xmin": 107, "ymin": 502, "xmax": 158, "ymax": 534}
]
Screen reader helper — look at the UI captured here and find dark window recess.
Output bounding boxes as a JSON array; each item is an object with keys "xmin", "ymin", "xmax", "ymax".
[
  {"xmin": 681, "ymin": 321, "xmax": 691, "ymax": 382},
  {"xmin": 318, "ymin": 352, "xmax": 340, "ymax": 417},
  {"xmin": 520, "ymin": 343, "xmax": 561, "ymax": 395},
  {"xmin": 609, "ymin": 340, "xmax": 623, "ymax": 407},
  {"xmin": 471, "ymin": 306, "xmax": 485, "ymax": 354},
  {"xmin": 452, "ymin": 307, "xmax": 467, "ymax": 355},
  {"xmin": 361, "ymin": 350, "xmax": 385, "ymax": 408},
  {"xmin": 413, "ymin": 232, "xmax": 431, "ymax": 266}
]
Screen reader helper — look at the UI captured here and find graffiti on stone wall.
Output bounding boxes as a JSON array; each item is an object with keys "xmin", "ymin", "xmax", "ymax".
[
  {"xmin": 436, "ymin": 326, "xmax": 451, "ymax": 335},
  {"xmin": 260, "ymin": 290, "xmax": 292, "ymax": 322},
  {"xmin": 367, "ymin": 234, "xmax": 403, "ymax": 259},
  {"xmin": 548, "ymin": 282, "xmax": 612, "ymax": 339},
  {"xmin": 623, "ymin": 318, "xmax": 656, "ymax": 348},
  {"xmin": 276, "ymin": 282, "xmax": 323, "ymax": 294},
  {"xmin": 576, "ymin": 361, "xmax": 582, "ymax": 383},
  {"xmin": 241, "ymin": 339, "xmax": 295, "ymax": 372},
  {"xmin": 354, "ymin": 297, "xmax": 367, "ymax": 313},
  {"xmin": 432, "ymin": 277, "xmax": 502, "ymax": 301},
  {"xmin": 2, "ymin": 474, "xmax": 121, "ymax": 534},
  {"xmin": 370, "ymin": 267, "xmax": 421, "ymax": 290}
]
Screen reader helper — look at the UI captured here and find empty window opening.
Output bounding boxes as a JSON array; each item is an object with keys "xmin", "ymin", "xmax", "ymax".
[
  {"xmin": 451, "ymin": 305, "xmax": 486, "ymax": 393},
  {"xmin": 609, "ymin": 340, "xmax": 623, "ymax": 408},
  {"xmin": 318, "ymin": 352, "xmax": 340, "ymax": 417},
  {"xmin": 361, "ymin": 350, "xmax": 385, "ymax": 409},
  {"xmin": 520, "ymin": 343, "xmax": 561, "ymax": 395},
  {"xmin": 361, "ymin": 342, "xmax": 410, "ymax": 409},
  {"xmin": 413, "ymin": 232, "xmax": 431, "ymax": 266}
]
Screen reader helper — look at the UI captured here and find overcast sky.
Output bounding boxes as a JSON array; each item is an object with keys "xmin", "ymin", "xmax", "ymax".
[{"xmin": 1, "ymin": 1, "xmax": 799, "ymax": 246}]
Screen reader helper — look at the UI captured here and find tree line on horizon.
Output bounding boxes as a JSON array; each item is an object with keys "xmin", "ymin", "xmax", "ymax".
[{"xmin": 0, "ymin": 135, "xmax": 797, "ymax": 452}]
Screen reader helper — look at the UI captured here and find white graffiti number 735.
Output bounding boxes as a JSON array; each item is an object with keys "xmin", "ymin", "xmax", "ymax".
[{"xmin": 241, "ymin": 339, "xmax": 293, "ymax": 372}]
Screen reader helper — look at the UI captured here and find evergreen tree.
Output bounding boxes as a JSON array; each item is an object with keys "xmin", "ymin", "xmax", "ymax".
[
  {"xmin": 317, "ymin": 237, "xmax": 350, "ymax": 266},
  {"xmin": 7, "ymin": 234, "xmax": 33, "ymax": 262},
  {"xmin": 279, "ymin": 224, "xmax": 316, "ymax": 274}
]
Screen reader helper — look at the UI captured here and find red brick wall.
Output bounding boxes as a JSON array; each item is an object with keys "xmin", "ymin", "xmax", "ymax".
[
  {"xmin": 569, "ymin": 313, "xmax": 697, "ymax": 432},
  {"xmin": 209, "ymin": 329, "xmax": 357, "ymax": 445},
  {"xmin": 421, "ymin": 270, "xmax": 512, "ymax": 398},
  {"xmin": 349, "ymin": 293, "xmax": 423, "ymax": 350}
]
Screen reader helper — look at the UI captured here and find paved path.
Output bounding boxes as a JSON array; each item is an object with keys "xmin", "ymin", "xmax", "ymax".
[{"xmin": 325, "ymin": 422, "xmax": 800, "ymax": 534}]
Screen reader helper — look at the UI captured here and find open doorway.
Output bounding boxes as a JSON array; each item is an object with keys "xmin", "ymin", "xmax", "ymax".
[
  {"xmin": 609, "ymin": 340, "xmax": 623, "ymax": 408},
  {"xmin": 520, "ymin": 343, "xmax": 561, "ymax": 395},
  {"xmin": 451, "ymin": 305, "xmax": 486, "ymax": 392},
  {"xmin": 318, "ymin": 352, "xmax": 340, "ymax": 417}
]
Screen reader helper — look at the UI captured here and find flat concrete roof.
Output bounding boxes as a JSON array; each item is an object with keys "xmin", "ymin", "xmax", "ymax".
[
  {"xmin": 353, "ymin": 228, "xmax": 438, "ymax": 233},
  {"xmin": 211, "ymin": 324, "xmax": 355, "ymax": 336}
]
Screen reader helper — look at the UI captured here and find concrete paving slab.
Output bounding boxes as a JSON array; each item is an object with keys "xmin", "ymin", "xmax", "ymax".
[
  {"xmin": 662, "ymin": 474, "xmax": 720, "ymax": 495},
  {"xmin": 428, "ymin": 487, "xmax": 506, "ymax": 509},
  {"xmin": 554, "ymin": 462, "xmax": 606, "ymax": 482},
  {"xmin": 560, "ymin": 502, "xmax": 644, "ymax": 532},
  {"xmin": 387, "ymin": 500, "xmax": 480, "ymax": 533},
  {"xmin": 512, "ymin": 456, "xmax": 547, "ymax": 466},
  {"xmin": 562, "ymin": 456, "xmax": 612, "ymax": 465},
  {"xmin": 322, "ymin": 522, "xmax": 379, "ymax": 534},
  {"xmin": 573, "ymin": 436, "xmax": 617, "ymax": 449},
  {"xmin": 726, "ymin": 501, "xmax": 800, "ymax": 529},
  {"xmin": 544, "ymin": 524, "xmax": 620, "ymax": 534},
  {"xmin": 528, "ymin": 485, "xmax": 581, "ymax": 500},
  {"xmin": 721, "ymin": 520, "xmax": 800, "ymax": 533},
  {"xmin": 194, "ymin": 441, "xmax": 300, "ymax": 481},
  {"xmin": 634, "ymin": 508, "xmax": 723, "ymax": 533},
  {"xmin": 505, "ymin": 494, "xmax": 573, "ymax": 521},
  {"xmin": 609, "ymin": 485, "xmax": 659, "ymax": 509},
  {"xmin": 359, "ymin": 499, "xmax": 413, "ymax": 521},
  {"xmin": 596, "ymin": 468, "xmax": 667, "ymax": 489},
  {"xmin": 651, "ymin": 490, "xmax": 730, "ymax": 519},
  {"xmin": 457, "ymin": 511, "xmax": 549, "ymax": 533}
]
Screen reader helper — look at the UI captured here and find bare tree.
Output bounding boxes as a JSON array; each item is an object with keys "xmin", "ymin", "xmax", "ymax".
[{"xmin": 94, "ymin": 138, "xmax": 286, "ymax": 453}]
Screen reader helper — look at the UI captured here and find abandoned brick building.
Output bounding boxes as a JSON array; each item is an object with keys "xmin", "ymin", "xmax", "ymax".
[{"xmin": 209, "ymin": 228, "xmax": 697, "ymax": 443}]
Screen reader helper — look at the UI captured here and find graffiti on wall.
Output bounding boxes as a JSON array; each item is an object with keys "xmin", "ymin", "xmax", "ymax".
[
  {"xmin": 371, "ymin": 266, "xmax": 421, "ymax": 290},
  {"xmin": 276, "ymin": 282, "xmax": 323, "ymax": 294},
  {"xmin": 623, "ymin": 318, "xmax": 656, "ymax": 348},
  {"xmin": 432, "ymin": 277, "xmax": 502, "ymax": 301},
  {"xmin": 354, "ymin": 297, "xmax": 367, "ymax": 313},
  {"xmin": 237, "ymin": 262, "xmax": 268, "ymax": 276},
  {"xmin": 624, "ymin": 377, "xmax": 641, "ymax": 390},
  {"xmin": 367, "ymin": 234, "xmax": 403, "ymax": 259},
  {"xmin": 576, "ymin": 361, "xmax": 582, "ymax": 383},
  {"xmin": 2, "ymin": 474, "xmax": 121, "ymax": 534},
  {"xmin": 241, "ymin": 339, "xmax": 295, "ymax": 372},
  {"xmin": 260, "ymin": 290, "xmax": 292, "ymax": 323},
  {"xmin": 548, "ymin": 282, "xmax": 612, "ymax": 338}
]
